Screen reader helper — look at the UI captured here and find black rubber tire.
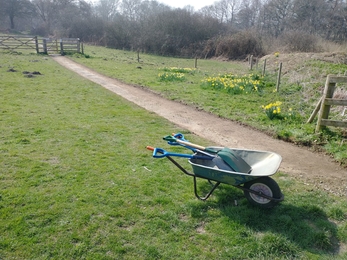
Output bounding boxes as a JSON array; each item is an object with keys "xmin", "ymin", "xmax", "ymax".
[{"xmin": 243, "ymin": 177, "xmax": 282, "ymax": 208}]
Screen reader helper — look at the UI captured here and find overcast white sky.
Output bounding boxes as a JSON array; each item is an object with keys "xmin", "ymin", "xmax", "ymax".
[
  {"xmin": 88, "ymin": 0, "xmax": 216, "ymax": 10},
  {"xmin": 156, "ymin": 0, "xmax": 216, "ymax": 9}
]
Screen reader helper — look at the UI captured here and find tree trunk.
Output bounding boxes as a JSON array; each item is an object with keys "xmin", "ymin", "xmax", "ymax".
[{"xmin": 10, "ymin": 15, "xmax": 15, "ymax": 29}]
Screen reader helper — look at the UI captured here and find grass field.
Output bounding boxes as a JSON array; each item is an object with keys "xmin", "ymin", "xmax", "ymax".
[{"xmin": 0, "ymin": 50, "xmax": 347, "ymax": 259}]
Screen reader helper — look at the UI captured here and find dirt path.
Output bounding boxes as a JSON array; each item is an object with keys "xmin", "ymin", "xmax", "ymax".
[{"xmin": 52, "ymin": 56, "xmax": 346, "ymax": 197}]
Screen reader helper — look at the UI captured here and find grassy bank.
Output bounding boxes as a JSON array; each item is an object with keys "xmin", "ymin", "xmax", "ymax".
[{"xmin": 0, "ymin": 51, "xmax": 346, "ymax": 259}]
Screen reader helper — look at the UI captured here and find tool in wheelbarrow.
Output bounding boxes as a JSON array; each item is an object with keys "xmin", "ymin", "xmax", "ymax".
[
  {"xmin": 163, "ymin": 134, "xmax": 252, "ymax": 174},
  {"xmin": 146, "ymin": 139, "xmax": 284, "ymax": 208},
  {"xmin": 166, "ymin": 133, "xmax": 194, "ymax": 150},
  {"xmin": 146, "ymin": 146, "xmax": 236, "ymax": 171}
]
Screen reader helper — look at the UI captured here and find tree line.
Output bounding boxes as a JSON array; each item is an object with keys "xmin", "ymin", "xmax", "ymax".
[{"xmin": 1, "ymin": 0, "xmax": 347, "ymax": 59}]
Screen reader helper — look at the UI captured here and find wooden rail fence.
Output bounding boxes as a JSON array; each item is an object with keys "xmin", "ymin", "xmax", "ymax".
[
  {"xmin": 42, "ymin": 38, "xmax": 82, "ymax": 55},
  {"xmin": 0, "ymin": 35, "xmax": 39, "ymax": 52},
  {"xmin": 0, "ymin": 35, "xmax": 82, "ymax": 55},
  {"xmin": 308, "ymin": 75, "xmax": 347, "ymax": 132}
]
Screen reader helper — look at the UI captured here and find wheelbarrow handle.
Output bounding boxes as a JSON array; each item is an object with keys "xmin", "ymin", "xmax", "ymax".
[{"xmin": 146, "ymin": 146, "xmax": 213, "ymax": 160}]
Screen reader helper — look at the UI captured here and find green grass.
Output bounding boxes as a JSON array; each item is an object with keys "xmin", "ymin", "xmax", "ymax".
[
  {"xmin": 1, "ymin": 51, "xmax": 347, "ymax": 259},
  {"xmin": 70, "ymin": 46, "xmax": 347, "ymax": 166}
]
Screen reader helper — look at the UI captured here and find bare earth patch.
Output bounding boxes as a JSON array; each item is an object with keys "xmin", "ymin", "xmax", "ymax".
[{"xmin": 52, "ymin": 56, "xmax": 347, "ymax": 198}]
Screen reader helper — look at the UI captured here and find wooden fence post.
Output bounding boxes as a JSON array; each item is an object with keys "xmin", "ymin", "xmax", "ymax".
[
  {"xmin": 316, "ymin": 75, "xmax": 336, "ymax": 132},
  {"xmin": 307, "ymin": 97, "xmax": 322, "ymax": 123},
  {"xmin": 34, "ymin": 36, "xmax": 39, "ymax": 53},
  {"xmin": 276, "ymin": 62, "xmax": 282, "ymax": 92},
  {"xmin": 60, "ymin": 39, "xmax": 64, "ymax": 55},
  {"xmin": 249, "ymin": 55, "xmax": 253, "ymax": 70},
  {"xmin": 195, "ymin": 58, "xmax": 198, "ymax": 69},
  {"xmin": 77, "ymin": 38, "xmax": 80, "ymax": 53},
  {"xmin": 262, "ymin": 59, "xmax": 267, "ymax": 76},
  {"xmin": 55, "ymin": 39, "xmax": 58, "ymax": 53},
  {"xmin": 43, "ymin": 38, "xmax": 47, "ymax": 54}
]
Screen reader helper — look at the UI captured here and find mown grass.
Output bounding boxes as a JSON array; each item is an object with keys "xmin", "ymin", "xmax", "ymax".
[
  {"xmin": 70, "ymin": 46, "xmax": 347, "ymax": 166},
  {"xmin": 1, "ymin": 51, "xmax": 347, "ymax": 259}
]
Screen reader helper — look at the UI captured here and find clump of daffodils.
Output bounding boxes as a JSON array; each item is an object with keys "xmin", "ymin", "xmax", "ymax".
[
  {"xmin": 158, "ymin": 72, "xmax": 185, "ymax": 82},
  {"xmin": 162, "ymin": 67, "xmax": 195, "ymax": 74},
  {"xmin": 262, "ymin": 101, "xmax": 282, "ymax": 120},
  {"xmin": 158, "ymin": 67, "xmax": 195, "ymax": 82},
  {"xmin": 202, "ymin": 73, "xmax": 264, "ymax": 94}
]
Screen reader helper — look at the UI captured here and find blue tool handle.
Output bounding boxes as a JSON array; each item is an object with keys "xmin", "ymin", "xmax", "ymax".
[
  {"xmin": 146, "ymin": 146, "xmax": 212, "ymax": 160},
  {"xmin": 154, "ymin": 148, "xmax": 195, "ymax": 158},
  {"xmin": 167, "ymin": 133, "xmax": 196, "ymax": 151}
]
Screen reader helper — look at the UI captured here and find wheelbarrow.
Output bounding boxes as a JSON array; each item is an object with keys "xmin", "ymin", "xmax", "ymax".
[{"xmin": 146, "ymin": 134, "xmax": 284, "ymax": 208}]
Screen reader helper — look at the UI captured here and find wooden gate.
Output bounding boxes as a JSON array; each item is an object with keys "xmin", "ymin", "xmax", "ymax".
[
  {"xmin": 42, "ymin": 38, "xmax": 60, "ymax": 54},
  {"xmin": 42, "ymin": 38, "xmax": 81, "ymax": 55},
  {"xmin": 0, "ymin": 35, "xmax": 39, "ymax": 53}
]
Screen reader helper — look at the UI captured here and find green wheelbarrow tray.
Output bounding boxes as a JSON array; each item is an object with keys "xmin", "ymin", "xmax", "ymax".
[{"xmin": 189, "ymin": 146, "xmax": 282, "ymax": 186}]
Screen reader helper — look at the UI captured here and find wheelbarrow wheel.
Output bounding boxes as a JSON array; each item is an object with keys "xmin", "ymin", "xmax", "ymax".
[{"xmin": 243, "ymin": 177, "xmax": 282, "ymax": 208}]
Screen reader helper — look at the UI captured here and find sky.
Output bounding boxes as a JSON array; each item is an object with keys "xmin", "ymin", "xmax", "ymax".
[
  {"xmin": 88, "ymin": 0, "xmax": 217, "ymax": 10},
  {"xmin": 157, "ymin": 0, "xmax": 216, "ymax": 9}
]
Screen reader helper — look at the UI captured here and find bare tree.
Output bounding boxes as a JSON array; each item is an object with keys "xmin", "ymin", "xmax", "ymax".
[
  {"xmin": 220, "ymin": 0, "xmax": 241, "ymax": 24},
  {"xmin": 0, "ymin": 0, "xmax": 35, "ymax": 29},
  {"xmin": 291, "ymin": 0, "xmax": 328, "ymax": 34},
  {"xmin": 95, "ymin": 0, "xmax": 119, "ymax": 22},
  {"xmin": 120, "ymin": 0, "xmax": 142, "ymax": 21},
  {"xmin": 31, "ymin": 0, "xmax": 57, "ymax": 34},
  {"xmin": 324, "ymin": 0, "xmax": 347, "ymax": 41},
  {"xmin": 261, "ymin": 0, "xmax": 293, "ymax": 37}
]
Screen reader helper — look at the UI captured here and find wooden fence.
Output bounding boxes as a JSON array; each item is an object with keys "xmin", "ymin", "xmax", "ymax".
[
  {"xmin": 42, "ymin": 38, "xmax": 82, "ymax": 55},
  {"xmin": 0, "ymin": 35, "xmax": 82, "ymax": 55},
  {"xmin": 308, "ymin": 75, "xmax": 347, "ymax": 131},
  {"xmin": 0, "ymin": 35, "xmax": 39, "ymax": 53}
]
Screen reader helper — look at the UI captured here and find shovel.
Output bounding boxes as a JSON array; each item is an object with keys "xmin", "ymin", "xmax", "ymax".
[{"xmin": 163, "ymin": 135, "xmax": 252, "ymax": 174}]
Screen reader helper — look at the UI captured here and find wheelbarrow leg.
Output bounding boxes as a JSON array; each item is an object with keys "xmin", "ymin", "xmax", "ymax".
[
  {"xmin": 166, "ymin": 156, "xmax": 220, "ymax": 201},
  {"xmin": 193, "ymin": 176, "xmax": 220, "ymax": 201}
]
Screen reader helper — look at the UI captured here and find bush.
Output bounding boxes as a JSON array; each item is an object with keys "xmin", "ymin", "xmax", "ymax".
[
  {"xmin": 279, "ymin": 30, "xmax": 320, "ymax": 52},
  {"xmin": 211, "ymin": 31, "xmax": 264, "ymax": 60}
]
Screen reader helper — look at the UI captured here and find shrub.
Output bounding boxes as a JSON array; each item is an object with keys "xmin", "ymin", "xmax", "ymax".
[
  {"xmin": 280, "ymin": 30, "xmax": 320, "ymax": 52},
  {"xmin": 213, "ymin": 31, "xmax": 264, "ymax": 60}
]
